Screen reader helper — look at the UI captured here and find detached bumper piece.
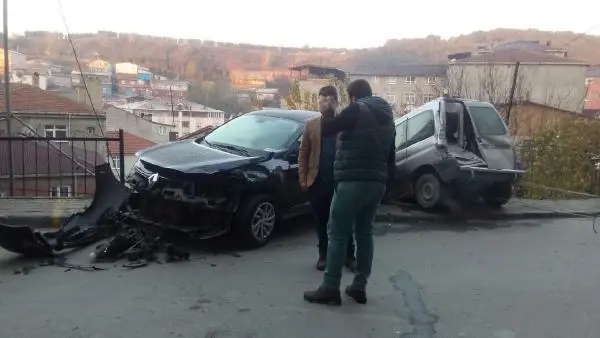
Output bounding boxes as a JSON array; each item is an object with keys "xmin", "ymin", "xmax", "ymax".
[
  {"xmin": 0, "ymin": 163, "xmax": 128, "ymax": 258},
  {"xmin": 0, "ymin": 163, "xmax": 192, "ymax": 267}
]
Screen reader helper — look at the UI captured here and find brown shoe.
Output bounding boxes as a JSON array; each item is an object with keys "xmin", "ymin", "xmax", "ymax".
[
  {"xmin": 316, "ymin": 257, "xmax": 326, "ymax": 271},
  {"xmin": 304, "ymin": 286, "xmax": 342, "ymax": 306}
]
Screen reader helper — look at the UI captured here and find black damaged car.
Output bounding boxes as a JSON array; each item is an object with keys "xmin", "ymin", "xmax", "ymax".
[{"xmin": 125, "ymin": 109, "xmax": 318, "ymax": 248}]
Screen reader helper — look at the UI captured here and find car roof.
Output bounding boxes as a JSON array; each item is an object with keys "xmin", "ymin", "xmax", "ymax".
[{"xmin": 247, "ymin": 109, "xmax": 319, "ymax": 122}]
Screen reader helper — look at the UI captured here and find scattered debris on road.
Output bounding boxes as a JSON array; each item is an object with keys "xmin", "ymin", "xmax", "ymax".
[{"xmin": 0, "ymin": 163, "xmax": 191, "ymax": 270}]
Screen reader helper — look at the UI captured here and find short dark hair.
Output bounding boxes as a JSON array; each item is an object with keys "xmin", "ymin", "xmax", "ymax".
[
  {"xmin": 346, "ymin": 79, "xmax": 372, "ymax": 100},
  {"xmin": 318, "ymin": 85, "xmax": 338, "ymax": 101}
]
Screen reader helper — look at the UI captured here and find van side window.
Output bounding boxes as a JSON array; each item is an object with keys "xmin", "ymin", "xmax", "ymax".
[
  {"xmin": 395, "ymin": 121, "xmax": 407, "ymax": 149},
  {"xmin": 406, "ymin": 110, "xmax": 435, "ymax": 148}
]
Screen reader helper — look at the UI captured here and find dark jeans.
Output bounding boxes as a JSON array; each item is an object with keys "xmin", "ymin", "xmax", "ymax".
[
  {"xmin": 308, "ymin": 178, "xmax": 355, "ymax": 260},
  {"xmin": 322, "ymin": 181, "xmax": 387, "ymax": 290}
]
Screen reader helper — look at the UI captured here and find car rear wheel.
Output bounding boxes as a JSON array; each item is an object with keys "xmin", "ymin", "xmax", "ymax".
[
  {"xmin": 482, "ymin": 183, "xmax": 513, "ymax": 208},
  {"xmin": 232, "ymin": 194, "xmax": 277, "ymax": 249},
  {"xmin": 414, "ymin": 173, "xmax": 444, "ymax": 210}
]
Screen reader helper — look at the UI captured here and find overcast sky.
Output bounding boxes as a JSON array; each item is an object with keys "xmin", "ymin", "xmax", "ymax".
[{"xmin": 2, "ymin": 0, "xmax": 599, "ymax": 48}]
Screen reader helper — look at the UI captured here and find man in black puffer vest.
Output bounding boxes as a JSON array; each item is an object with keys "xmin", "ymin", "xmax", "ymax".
[{"xmin": 304, "ymin": 79, "xmax": 396, "ymax": 306}]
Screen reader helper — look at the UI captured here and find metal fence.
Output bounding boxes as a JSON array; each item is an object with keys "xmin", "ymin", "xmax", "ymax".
[{"xmin": 0, "ymin": 130, "xmax": 125, "ymax": 198}]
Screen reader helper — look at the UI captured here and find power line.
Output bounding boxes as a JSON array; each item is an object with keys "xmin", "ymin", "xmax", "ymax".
[
  {"xmin": 56, "ymin": 0, "xmax": 114, "ymax": 161},
  {"xmin": 565, "ymin": 23, "xmax": 600, "ymax": 45}
]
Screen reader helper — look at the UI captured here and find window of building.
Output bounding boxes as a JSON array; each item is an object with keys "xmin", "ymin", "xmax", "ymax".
[
  {"xmin": 182, "ymin": 121, "xmax": 190, "ymax": 128},
  {"xmin": 372, "ymin": 76, "xmax": 378, "ymax": 84},
  {"xmin": 406, "ymin": 110, "xmax": 435, "ymax": 148},
  {"xmin": 45, "ymin": 125, "xmax": 68, "ymax": 139},
  {"xmin": 405, "ymin": 76, "xmax": 416, "ymax": 84},
  {"xmin": 384, "ymin": 94, "xmax": 397, "ymax": 104},
  {"xmin": 386, "ymin": 77, "xmax": 397, "ymax": 85},
  {"xmin": 423, "ymin": 94, "xmax": 435, "ymax": 103},
  {"xmin": 86, "ymin": 127, "xmax": 96, "ymax": 135},
  {"xmin": 158, "ymin": 126, "xmax": 166, "ymax": 135},
  {"xmin": 427, "ymin": 76, "xmax": 436, "ymax": 85},
  {"xmin": 111, "ymin": 157, "xmax": 120, "ymax": 172},
  {"xmin": 403, "ymin": 93, "xmax": 416, "ymax": 105},
  {"xmin": 50, "ymin": 185, "xmax": 72, "ymax": 198}
]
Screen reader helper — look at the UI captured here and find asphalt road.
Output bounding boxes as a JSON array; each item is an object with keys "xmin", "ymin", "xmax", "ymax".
[{"xmin": 1, "ymin": 217, "xmax": 600, "ymax": 338}]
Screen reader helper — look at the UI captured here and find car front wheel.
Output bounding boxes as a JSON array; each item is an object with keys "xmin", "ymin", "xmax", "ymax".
[{"xmin": 232, "ymin": 194, "xmax": 277, "ymax": 249}]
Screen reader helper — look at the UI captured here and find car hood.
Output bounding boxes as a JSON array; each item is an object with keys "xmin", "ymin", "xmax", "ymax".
[{"xmin": 137, "ymin": 140, "xmax": 263, "ymax": 174}]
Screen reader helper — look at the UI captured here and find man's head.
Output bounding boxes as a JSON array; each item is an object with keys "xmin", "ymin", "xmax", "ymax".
[
  {"xmin": 346, "ymin": 79, "xmax": 373, "ymax": 103},
  {"xmin": 318, "ymin": 85, "xmax": 338, "ymax": 116}
]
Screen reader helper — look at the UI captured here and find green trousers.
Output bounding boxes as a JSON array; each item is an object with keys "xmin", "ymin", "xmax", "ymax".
[{"xmin": 322, "ymin": 181, "xmax": 387, "ymax": 290}]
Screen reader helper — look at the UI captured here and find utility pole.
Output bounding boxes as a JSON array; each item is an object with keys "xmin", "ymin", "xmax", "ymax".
[
  {"xmin": 3, "ymin": 0, "xmax": 14, "ymax": 196},
  {"xmin": 505, "ymin": 62, "xmax": 521, "ymax": 128}
]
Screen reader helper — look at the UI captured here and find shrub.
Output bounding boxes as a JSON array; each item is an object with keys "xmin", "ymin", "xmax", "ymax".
[{"xmin": 516, "ymin": 119, "xmax": 600, "ymax": 199}]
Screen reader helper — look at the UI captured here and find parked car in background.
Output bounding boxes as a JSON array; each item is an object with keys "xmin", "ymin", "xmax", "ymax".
[
  {"xmin": 126, "ymin": 109, "xmax": 317, "ymax": 248},
  {"xmin": 391, "ymin": 96, "xmax": 524, "ymax": 210}
]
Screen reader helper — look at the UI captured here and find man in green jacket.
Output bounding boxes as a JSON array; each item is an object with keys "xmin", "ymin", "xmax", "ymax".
[{"xmin": 303, "ymin": 79, "xmax": 396, "ymax": 306}]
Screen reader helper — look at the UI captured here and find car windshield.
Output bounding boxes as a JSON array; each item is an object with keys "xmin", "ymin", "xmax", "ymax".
[
  {"xmin": 203, "ymin": 114, "xmax": 303, "ymax": 151},
  {"xmin": 468, "ymin": 106, "xmax": 508, "ymax": 135}
]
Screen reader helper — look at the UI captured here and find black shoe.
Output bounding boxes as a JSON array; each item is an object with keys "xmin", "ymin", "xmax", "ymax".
[
  {"xmin": 345, "ymin": 285, "xmax": 367, "ymax": 304},
  {"xmin": 303, "ymin": 286, "xmax": 342, "ymax": 306},
  {"xmin": 316, "ymin": 257, "xmax": 326, "ymax": 271},
  {"xmin": 345, "ymin": 257, "xmax": 357, "ymax": 273}
]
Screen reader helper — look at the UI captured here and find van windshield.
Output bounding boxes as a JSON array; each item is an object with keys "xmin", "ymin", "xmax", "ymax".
[{"xmin": 468, "ymin": 106, "xmax": 507, "ymax": 135}]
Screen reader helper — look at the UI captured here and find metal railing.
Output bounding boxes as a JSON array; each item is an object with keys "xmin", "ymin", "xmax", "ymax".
[{"xmin": 0, "ymin": 129, "xmax": 125, "ymax": 198}]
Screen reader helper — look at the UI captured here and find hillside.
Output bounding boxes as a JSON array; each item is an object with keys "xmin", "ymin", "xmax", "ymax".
[{"xmin": 9, "ymin": 29, "xmax": 600, "ymax": 82}]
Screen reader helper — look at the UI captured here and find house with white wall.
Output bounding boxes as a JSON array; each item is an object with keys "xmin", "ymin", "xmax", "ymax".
[{"xmin": 116, "ymin": 98, "xmax": 225, "ymax": 138}]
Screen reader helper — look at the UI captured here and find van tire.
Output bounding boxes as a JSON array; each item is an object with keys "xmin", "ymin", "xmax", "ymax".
[{"xmin": 414, "ymin": 173, "xmax": 444, "ymax": 210}]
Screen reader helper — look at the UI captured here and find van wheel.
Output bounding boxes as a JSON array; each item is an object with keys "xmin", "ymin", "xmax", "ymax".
[
  {"xmin": 482, "ymin": 183, "xmax": 513, "ymax": 208},
  {"xmin": 414, "ymin": 173, "xmax": 443, "ymax": 210},
  {"xmin": 232, "ymin": 194, "xmax": 277, "ymax": 249}
]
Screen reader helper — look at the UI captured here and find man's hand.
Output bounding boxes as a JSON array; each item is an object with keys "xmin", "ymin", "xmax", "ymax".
[{"xmin": 300, "ymin": 182, "xmax": 308, "ymax": 191}]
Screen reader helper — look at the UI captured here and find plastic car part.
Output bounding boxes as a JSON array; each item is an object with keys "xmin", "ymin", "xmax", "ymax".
[{"xmin": 0, "ymin": 163, "xmax": 130, "ymax": 257}]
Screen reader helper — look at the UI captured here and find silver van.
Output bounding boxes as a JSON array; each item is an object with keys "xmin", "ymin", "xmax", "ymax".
[{"xmin": 391, "ymin": 96, "xmax": 524, "ymax": 210}]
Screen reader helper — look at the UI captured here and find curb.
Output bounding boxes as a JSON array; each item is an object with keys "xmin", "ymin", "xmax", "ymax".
[
  {"xmin": 0, "ymin": 215, "xmax": 65, "ymax": 229},
  {"xmin": 2, "ymin": 210, "xmax": 599, "ymax": 230},
  {"xmin": 373, "ymin": 210, "xmax": 600, "ymax": 224}
]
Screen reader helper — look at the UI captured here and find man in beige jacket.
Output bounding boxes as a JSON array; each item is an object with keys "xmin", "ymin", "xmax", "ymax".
[{"xmin": 299, "ymin": 85, "xmax": 356, "ymax": 271}]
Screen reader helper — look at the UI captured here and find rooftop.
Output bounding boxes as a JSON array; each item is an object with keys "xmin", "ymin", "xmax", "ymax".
[
  {"xmin": 346, "ymin": 64, "xmax": 448, "ymax": 77},
  {"xmin": 0, "ymin": 84, "xmax": 99, "ymax": 116},
  {"xmin": 450, "ymin": 50, "xmax": 587, "ymax": 65},
  {"xmin": 289, "ymin": 64, "xmax": 346, "ymax": 80},
  {"xmin": 116, "ymin": 98, "xmax": 222, "ymax": 113},
  {"xmin": 106, "ymin": 131, "xmax": 156, "ymax": 155}
]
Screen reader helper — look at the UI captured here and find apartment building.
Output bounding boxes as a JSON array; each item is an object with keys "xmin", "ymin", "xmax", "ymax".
[{"xmin": 347, "ymin": 64, "xmax": 448, "ymax": 115}]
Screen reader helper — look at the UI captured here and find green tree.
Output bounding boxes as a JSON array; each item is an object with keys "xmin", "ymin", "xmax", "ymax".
[{"xmin": 285, "ymin": 80, "xmax": 318, "ymax": 111}]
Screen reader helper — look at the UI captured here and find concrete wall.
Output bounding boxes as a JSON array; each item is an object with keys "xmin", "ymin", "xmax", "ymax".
[
  {"xmin": 105, "ymin": 105, "xmax": 174, "ymax": 144},
  {"xmin": 498, "ymin": 103, "xmax": 588, "ymax": 137},
  {"xmin": 448, "ymin": 63, "xmax": 588, "ymax": 112},
  {"xmin": 0, "ymin": 114, "xmax": 110, "ymax": 165}
]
